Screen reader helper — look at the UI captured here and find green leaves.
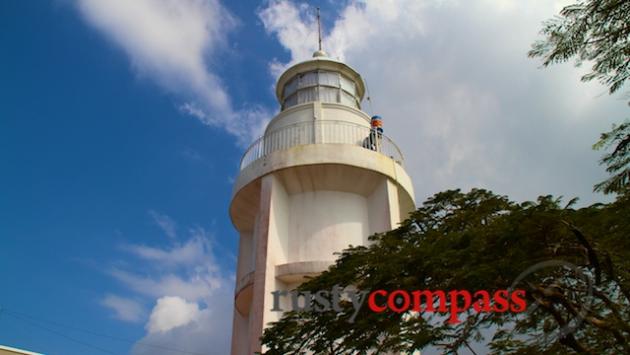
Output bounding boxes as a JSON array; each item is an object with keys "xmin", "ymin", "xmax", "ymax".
[
  {"xmin": 261, "ymin": 189, "xmax": 630, "ymax": 353},
  {"xmin": 594, "ymin": 121, "xmax": 630, "ymax": 194},
  {"xmin": 529, "ymin": 0, "xmax": 630, "ymax": 194},
  {"xmin": 529, "ymin": 0, "xmax": 630, "ymax": 97}
]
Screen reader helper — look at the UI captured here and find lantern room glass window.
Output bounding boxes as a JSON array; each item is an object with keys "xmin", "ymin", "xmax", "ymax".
[{"xmin": 282, "ymin": 70, "xmax": 360, "ymax": 110}]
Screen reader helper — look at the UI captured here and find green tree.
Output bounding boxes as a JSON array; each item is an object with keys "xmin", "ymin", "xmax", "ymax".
[
  {"xmin": 528, "ymin": 0, "xmax": 630, "ymax": 194},
  {"xmin": 261, "ymin": 189, "xmax": 630, "ymax": 354},
  {"xmin": 593, "ymin": 121, "xmax": 630, "ymax": 194}
]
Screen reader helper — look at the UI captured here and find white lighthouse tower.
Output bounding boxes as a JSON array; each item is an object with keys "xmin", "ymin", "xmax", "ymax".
[{"xmin": 229, "ymin": 50, "xmax": 415, "ymax": 354}]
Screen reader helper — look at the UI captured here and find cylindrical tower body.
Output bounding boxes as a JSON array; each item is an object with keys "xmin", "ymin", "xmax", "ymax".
[{"xmin": 229, "ymin": 53, "xmax": 415, "ymax": 354}]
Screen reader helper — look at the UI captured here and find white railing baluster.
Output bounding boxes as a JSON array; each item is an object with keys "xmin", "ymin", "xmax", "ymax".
[{"xmin": 239, "ymin": 120, "xmax": 404, "ymax": 170}]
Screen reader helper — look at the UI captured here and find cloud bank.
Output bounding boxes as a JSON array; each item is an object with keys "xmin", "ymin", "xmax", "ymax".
[
  {"xmin": 259, "ymin": 0, "xmax": 626, "ymax": 205},
  {"xmin": 103, "ymin": 213, "xmax": 232, "ymax": 355},
  {"xmin": 77, "ymin": 0, "xmax": 268, "ymax": 144}
]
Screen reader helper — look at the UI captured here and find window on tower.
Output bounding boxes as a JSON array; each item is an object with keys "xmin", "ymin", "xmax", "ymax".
[{"xmin": 281, "ymin": 70, "xmax": 360, "ymax": 110}]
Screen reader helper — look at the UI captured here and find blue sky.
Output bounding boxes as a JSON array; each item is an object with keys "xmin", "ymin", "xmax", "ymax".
[{"xmin": 1, "ymin": 1, "xmax": 627, "ymax": 354}]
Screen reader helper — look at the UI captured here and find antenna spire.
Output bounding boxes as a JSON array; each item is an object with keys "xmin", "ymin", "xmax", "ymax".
[
  {"xmin": 312, "ymin": 7, "xmax": 327, "ymax": 57},
  {"xmin": 317, "ymin": 7, "xmax": 322, "ymax": 51}
]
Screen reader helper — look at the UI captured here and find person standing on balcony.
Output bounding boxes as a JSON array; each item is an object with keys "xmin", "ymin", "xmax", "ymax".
[{"xmin": 363, "ymin": 115, "xmax": 383, "ymax": 151}]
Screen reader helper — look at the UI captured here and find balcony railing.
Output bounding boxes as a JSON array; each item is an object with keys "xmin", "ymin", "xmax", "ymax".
[{"xmin": 240, "ymin": 120, "xmax": 404, "ymax": 170}]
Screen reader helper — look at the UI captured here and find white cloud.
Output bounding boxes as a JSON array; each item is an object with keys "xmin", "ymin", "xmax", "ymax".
[
  {"xmin": 76, "ymin": 0, "xmax": 268, "ymax": 144},
  {"xmin": 146, "ymin": 296, "xmax": 200, "ymax": 333},
  {"xmin": 258, "ymin": 0, "xmax": 318, "ymax": 77},
  {"xmin": 259, "ymin": 0, "xmax": 626, "ymax": 205},
  {"xmin": 104, "ymin": 220, "xmax": 233, "ymax": 354},
  {"xmin": 109, "ymin": 268, "xmax": 222, "ymax": 301},
  {"xmin": 132, "ymin": 296, "xmax": 231, "ymax": 355},
  {"xmin": 101, "ymin": 294, "xmax": 145, "ymax": 323},
  {"xmin": 122, "ymin": 232, "xmax": 214, "ymax": 268},
  {"xmin": 148, "ymin": 210, "xmax": 177, "ymax": 240}
]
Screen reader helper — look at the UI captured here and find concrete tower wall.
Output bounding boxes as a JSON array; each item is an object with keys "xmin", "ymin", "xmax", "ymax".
[{"xmin": 266, "ymin": 102, "xmax": 372, "ymax": 134}]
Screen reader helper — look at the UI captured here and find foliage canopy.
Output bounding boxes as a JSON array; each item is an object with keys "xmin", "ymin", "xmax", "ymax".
[{"xmin": 262, "ymin": 189, "xmax": 630, "ymax": 354}]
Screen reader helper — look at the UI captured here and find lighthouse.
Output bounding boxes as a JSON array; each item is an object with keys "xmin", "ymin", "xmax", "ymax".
[{"xmin": 229, "ymin": 50, "xmax": 415, "ymax": 354}]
